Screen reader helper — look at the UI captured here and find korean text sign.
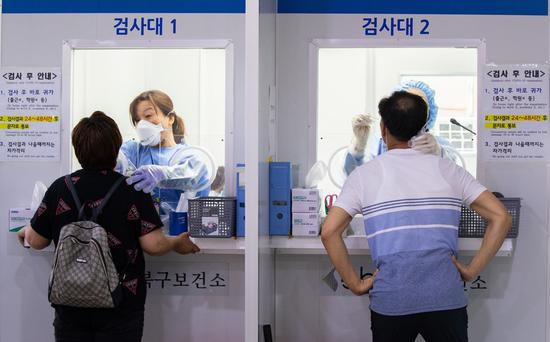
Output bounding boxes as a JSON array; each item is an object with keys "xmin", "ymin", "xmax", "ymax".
[
  {"xmin": 0, "ymin": 68, "xmax": 61, "ymax": 161},
  {"xmin": 481, "ymin": 65, "xmax": 549, "ymax": 161}
]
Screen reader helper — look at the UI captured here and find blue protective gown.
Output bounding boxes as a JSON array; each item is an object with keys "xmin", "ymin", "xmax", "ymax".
[{"xmin": 116, "ymin": 140, "xmax": 211, "ymax": 208}]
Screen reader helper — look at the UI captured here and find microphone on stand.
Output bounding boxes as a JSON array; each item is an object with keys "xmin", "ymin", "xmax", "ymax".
[{"xmin": 450, "ymin": 118, "xmax": 476, "ymax": 135}]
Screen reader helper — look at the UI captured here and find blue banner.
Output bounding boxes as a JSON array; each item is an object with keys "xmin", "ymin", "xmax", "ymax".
[
  {"xmin": 3, "ymin": 0, "xmax": 245, "ymax": 14},
  {"xmin": 278, "ymin": 0, "xmax": 547, "ymax": 16}
]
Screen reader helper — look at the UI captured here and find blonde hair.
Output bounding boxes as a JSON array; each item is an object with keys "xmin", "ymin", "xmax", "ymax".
[{"xmin": 129, "ymin": 90, "xmax": 185, "ymax": 143}]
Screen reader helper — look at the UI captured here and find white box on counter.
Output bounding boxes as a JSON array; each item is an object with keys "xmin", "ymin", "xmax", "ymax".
[
  {"xmin": 291, "ymin": 188, "xmax": 320, "ymax": 213},
  {"xmin": 292, "ymin": 212, "xmax": 320, "ymax": 236}
]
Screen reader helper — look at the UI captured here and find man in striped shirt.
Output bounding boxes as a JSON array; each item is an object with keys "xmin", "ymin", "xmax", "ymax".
[{"xmin": 322, "ymin": 91, "xmax": 511, "ymax": 342}]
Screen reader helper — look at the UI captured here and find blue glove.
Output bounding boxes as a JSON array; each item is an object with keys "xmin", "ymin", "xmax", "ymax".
[{"xmin": 126, "ymin": 165, "xmax": 168, "ymax": 193}]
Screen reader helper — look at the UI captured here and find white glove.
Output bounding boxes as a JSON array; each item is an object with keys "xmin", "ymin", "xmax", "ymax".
[
  {"xmin": 410, "ymin": 133, "xmax": 441, "ymax": 156},
  {"xmin": 115, "ymin": 152, "xmax": 136, "ymax": 177},
  {"xmin": 349, "ymin": 114, "xmax": 375, "ymax": 158}
]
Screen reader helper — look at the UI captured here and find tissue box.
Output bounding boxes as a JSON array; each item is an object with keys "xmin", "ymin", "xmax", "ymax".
[
  {"xmin": 292, "ymin": 213, "xmax": 320, "ymax": 236},
  {"xmin": 291, "ymin": 188, "xmax": 320, "ymax": 213}
]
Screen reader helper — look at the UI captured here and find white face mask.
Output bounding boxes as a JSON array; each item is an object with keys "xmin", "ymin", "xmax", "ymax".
[{"xmin": 136, "ymin": 120, "xmax": 164, "ymax": 146}]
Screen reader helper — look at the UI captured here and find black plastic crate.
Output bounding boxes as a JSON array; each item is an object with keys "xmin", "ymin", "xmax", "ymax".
[
  {"xmin": 459, "ymin": 198, "xmax": 520, "ymax": 238},
  {"xmin": 188, "ymin": 197, "xmax": 236, "ymax": 238}
]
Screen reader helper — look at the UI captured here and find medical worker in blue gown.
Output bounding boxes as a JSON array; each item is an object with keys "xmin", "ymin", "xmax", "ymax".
[
  {"xmin": 344, "ymin": 80, "xmax": 457, "ymax": 175},
  {"xmin": 115, "ymin": 90, "xmax": 211, "ymax": 219}
]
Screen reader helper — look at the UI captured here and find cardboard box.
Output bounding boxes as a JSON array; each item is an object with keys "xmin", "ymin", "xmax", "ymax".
[
  {"xmin": 291, "ymin": 188, "xmax": 320, "ymax": 213},
  {"xmin": 292, "ymin": 212, "xmax": 320, "ymax": 236}
]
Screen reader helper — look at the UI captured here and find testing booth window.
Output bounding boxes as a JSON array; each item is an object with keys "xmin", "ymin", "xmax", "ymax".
[
  {"xmin": 71, "ymin": 48, "xmax": 226, "ymax": 175},
  {"xmin": 316, "ymin": 47, "xmax": 478, "ymax": 197}
]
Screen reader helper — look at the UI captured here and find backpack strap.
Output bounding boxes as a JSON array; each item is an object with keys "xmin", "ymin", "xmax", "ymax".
[
  {"xmin": 65, "ymin": 175, "xmax": 86, "ymax": 220},
  {"xmin": 91, "ymin": 176, "xmax": 126, "ymax": 222}
]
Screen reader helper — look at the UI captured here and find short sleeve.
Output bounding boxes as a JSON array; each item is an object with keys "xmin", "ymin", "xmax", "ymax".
[
  {"xmin": 133, "ymin": 191, "xmax": 163, "ymax": 236},
  {"xmin": 439, "ymin": 159, "xmax": 487, "ymax": 206},
  {"xmin": 29, "ymin": 183, "xmax": 58, "ymax": 240},
  {"xmin": 333, "ymin": 169, "xmax": 363, "ymax": 217}
]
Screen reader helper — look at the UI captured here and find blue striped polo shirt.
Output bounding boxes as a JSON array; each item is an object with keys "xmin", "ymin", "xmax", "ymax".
[{"xmin": 335, "ymin": 149, "xmax": 486, "ymax": 315}]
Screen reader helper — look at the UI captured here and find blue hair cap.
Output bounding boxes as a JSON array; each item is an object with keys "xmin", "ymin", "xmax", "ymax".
[{"xmin": 396, "ymin": 80, "xmax": 438, "ymax": 131}]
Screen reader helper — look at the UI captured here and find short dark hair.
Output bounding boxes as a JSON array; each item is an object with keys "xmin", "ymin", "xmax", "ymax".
[
  {"xmin": 72, "ymin": 111, "xmax": 122, "ymax": 170},
  {"xmin": 378, "ymin": 91, "xmax": 429, "ymax": 142}
]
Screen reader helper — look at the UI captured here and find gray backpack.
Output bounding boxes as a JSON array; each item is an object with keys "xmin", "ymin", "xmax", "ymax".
[{"xmin": 48, "ymin": 175, "xmax": 126, "ymax": 308}]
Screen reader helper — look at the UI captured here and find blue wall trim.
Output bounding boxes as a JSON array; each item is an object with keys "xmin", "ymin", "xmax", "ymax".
[
  {"xmin": 5, "ymin": 0, "xmax": 544, "ymax": 16},
  {"xmin": 3, "ymin": 0, "xmax": 245, "ymax": 14},
  {"xmin": 278, "ymin": 0, "xmax": 548, "ymax": 16}
]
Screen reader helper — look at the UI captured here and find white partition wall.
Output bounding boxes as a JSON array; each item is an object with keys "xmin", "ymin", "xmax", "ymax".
[
  {"xmin": 244, "ymin": 0, "xmax": 260, "ymax": 340},
  {"xmin": 244, "ymin": 1, "xmax": 276, "ymax": 340},
  {"xmin": 274, "ymin": 2, "xmax": 550, "ymax": 342},
  {"xmin": 258, "ymin": 0, "xmax": 277, "ymax": 340},
  {"xmin": 0, "ymin": 1, "xmax": 247, "ymax": 341}
]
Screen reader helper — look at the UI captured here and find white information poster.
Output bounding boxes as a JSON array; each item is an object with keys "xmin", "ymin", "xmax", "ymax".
[
  {"xmin": 0, "ymin": 67, "xmax": 61, "ymax": 161},
  {"xmin": 8, "ymin": 207, "xmax": 32, "ymax": 232},
  {"xmin": 481, "ymin": 64, "xmax": 549, "ymax": 161}
]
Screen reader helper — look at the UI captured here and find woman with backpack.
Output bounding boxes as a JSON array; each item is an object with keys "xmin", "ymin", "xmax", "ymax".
[{"xmin": 17, "ymin": 111, "xmax": 199, "ymax": 342}]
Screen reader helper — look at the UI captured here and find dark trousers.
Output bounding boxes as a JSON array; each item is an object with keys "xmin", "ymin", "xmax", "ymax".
[
  {"xmin": 371, "ymin": 306, "xmax": 468, "ymax": 342},
  {"xmin": 53, "ymin": 307, "xmax": 144, "ymax": 342}
]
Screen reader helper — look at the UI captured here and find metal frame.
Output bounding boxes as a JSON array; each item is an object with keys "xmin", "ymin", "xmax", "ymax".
[
  {"xmin": 61, "ymin": 39, "xmax": 236, "ymax": 195},
  {"xmin": 244, "ymin": 0, "xmax": 260, "ymax": 340}
]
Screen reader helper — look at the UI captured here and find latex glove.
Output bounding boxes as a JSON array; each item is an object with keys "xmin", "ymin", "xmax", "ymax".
[
  {"xmin": 115, "ymin": 152, "xmax": 137, "ymax": 177},
  {"xmin": 350, "ymin": 114, "xmax": 375, "ymax": 158},
  {"xmin": 127, "ymin": 165, "xmax": 169, "ymax": 193},
  {"xmin": 410, "ymin": 133, "xmax": 441, "ymax": 156}
]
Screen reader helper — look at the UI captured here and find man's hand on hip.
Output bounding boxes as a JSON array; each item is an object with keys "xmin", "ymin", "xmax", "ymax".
[
  {"xmin": 349, "ymin": 270, "xmax": 378, "ymax": 295},
  {"xmin": 452, "ymin": 256, "xmax": 478, "ymax": 282}
]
